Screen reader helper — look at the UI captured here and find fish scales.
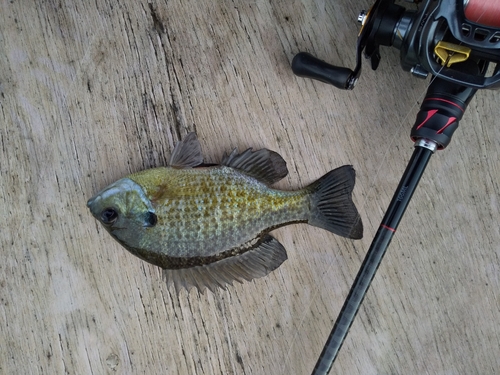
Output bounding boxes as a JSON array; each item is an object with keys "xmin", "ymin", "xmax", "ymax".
[
  {"xmin": 129, "ymin": 166, "xmax": 309, "ymax": 258},
  {"xmin": 87, "ymin": 132, "xmax": 363, "ymax": 292}
]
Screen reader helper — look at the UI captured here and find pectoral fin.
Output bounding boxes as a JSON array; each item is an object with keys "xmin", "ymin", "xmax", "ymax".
[{"xmin": 162, "ymin": 235, "xmax": 288, "ymax": 294}]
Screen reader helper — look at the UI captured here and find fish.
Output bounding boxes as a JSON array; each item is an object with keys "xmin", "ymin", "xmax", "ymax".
[{"xmin": 87, "ymin": 132, "xmax": 363, "ymax": 293}]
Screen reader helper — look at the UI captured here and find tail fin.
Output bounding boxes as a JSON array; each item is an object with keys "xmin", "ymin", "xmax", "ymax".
[{"xmin": 307, "ymin": 165, "xmax": 363, "ymax": 239}]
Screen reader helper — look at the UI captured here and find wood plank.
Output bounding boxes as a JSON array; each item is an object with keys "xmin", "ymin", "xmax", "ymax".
[{"xmin": 1, "ymin": 1, "xmax": 499, "ymax": 374}]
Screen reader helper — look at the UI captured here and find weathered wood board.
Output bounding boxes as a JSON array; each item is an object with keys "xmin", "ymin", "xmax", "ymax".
[{"xmin": 1, "ymin": 0, "xmax": 499, "ymax": 374}]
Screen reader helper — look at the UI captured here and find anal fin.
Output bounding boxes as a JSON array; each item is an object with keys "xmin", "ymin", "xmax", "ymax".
[{"xmin": 163, "ymin": 235, "xmax": 288, "ymax": 294}]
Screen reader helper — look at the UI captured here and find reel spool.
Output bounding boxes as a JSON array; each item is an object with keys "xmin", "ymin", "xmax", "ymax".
[{"xmin": 465, "ymin": 0, "xmax": 500, "ymax": 28}]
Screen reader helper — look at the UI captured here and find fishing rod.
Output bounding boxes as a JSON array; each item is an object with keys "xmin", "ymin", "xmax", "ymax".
[{"xmin": 291, "ymin": 0, "xmax": 500, "ymax": 373}]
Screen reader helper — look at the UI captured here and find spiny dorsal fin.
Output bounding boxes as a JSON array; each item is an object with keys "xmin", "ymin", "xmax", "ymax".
[
  {"xmin": 162, "ymin": 235, "xmax": 288, "ymax": 294},
  {"xmin": 221, "ymin": 147, "xmax": 288, "ymax": 185},
  {"xmin": 169, "ymin": 132, "xmax": 204, "ymax": 169}
]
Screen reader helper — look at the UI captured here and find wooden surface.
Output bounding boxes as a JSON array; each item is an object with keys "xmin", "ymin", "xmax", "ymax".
[{"xmin": 1, "ymin": 1, "xmax": 499, "ymax": 374}]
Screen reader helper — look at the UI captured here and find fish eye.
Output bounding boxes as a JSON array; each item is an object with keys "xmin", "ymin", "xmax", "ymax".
[{"xmin": 100, "ymin": 208, "xmax": 118, "ymax": 225}]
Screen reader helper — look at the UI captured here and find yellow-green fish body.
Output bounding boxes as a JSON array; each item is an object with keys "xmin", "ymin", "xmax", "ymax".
[
  {"xmin": 87, "ymin": 133, "xmax": 363, "ymax": 292},
  {"xmin": 129, "ymin": 166, "xmax": 308, "ymax": 258}
]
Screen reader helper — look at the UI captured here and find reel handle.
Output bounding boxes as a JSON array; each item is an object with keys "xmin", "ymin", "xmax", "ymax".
[{"xmin": 292, "ymin": 52, "xmax": 355, "ymax": 90}]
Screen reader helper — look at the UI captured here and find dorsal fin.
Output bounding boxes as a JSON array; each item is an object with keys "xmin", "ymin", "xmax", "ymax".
[
  {"xmin": 221, "ymin": 147, "xmax": 288, "ymax": 185},
  {"xmin": 162, "ymin": 235, "xmax": 288, "ymax": 294},
  {"xmin": 169, "ymin": 132, "xmax": 204, "ymax": 169}
]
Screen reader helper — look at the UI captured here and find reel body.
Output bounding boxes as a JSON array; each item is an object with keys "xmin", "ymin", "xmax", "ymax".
[
  {"xmin": 293, "ymin": 0, "xmax": 500, "ymax": 90},
  {"xmin": 393, "ymin": 0, "xmax": 500, "ymax": 88}
]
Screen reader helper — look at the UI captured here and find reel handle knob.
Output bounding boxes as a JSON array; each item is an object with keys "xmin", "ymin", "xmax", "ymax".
[{"xmin": 292, "ymin": 52, "xmax": 355, "ymax": 90}]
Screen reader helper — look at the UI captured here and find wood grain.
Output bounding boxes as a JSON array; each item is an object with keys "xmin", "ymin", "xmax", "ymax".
[{"xmin": 1, "ymin": 1, "xmax": 499, "ymax": 374}]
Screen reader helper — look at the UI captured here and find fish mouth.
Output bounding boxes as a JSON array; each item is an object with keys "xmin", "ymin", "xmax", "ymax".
[
  {"xmin": 86, "ymin": 192, "xmax": 105, "ymax": 217},
  {"xmin": 86, "ymin": 196, "xmax": 100, "ymax": 218},
  {"xmin": 87, "ymin": 196, "xmax": 95, "ymax": 208}
]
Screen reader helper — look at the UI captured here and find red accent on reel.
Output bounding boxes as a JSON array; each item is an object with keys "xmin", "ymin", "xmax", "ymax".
[
  {"xmin": 425, "ymin": 98, "xmax": 465, "ymax": 112},
  {"xmin": 415, "ymin": 109, "xmax": 438, "ymax": 130},
  {"xmin": 465, "ymin": 0, "xmax": 500, "ymax": 28},
  {"xmin": 436, "ymin": 117, "xmax": 457, "ymax": 134}
]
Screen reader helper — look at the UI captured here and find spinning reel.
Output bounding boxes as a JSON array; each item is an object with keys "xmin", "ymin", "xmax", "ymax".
[{"xmin": 291, "ymin": 1, "xmax": 500, "ymax": 373}]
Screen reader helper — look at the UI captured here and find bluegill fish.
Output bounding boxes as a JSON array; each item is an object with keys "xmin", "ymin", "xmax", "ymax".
[{"xmin": 87, "ymin": 133, "xmax": 363, "ymax": 292}]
